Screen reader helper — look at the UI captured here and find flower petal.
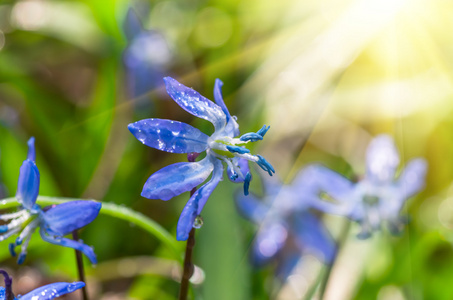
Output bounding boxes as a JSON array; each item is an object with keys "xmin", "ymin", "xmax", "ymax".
[
  {"xmin": 40, "ymin": 227, "xmax": 97, "ymax": 264},
  {"xmin": 123, "ymin": 8, "xmax": 143, "ymax": 41},
  {"xmin": 43, "ymin": 201, "xmax": 101, "ymax": 235},
  {"xmin": 251, "ymin": 220, "xmax": 289, "ymax": 266},
  {"xmin": 227, "ymin": 158, "xmax": 250, "ymax": 183},
  {"xmin": 213, "ymin": 79, "xmax": 239, "ymax": 137},
  {"xmin": 292, "ymin": 212, "xmax": 336, "ymax": 264},
  {"xmin": 291, "ymin": 164, "xmax": 354, "ymax": 202},
  {"xmin": 163, "ymin": 77, "xmax": 226, "ymax": 131},
  {"xmin": 397, "ymin": 158, "xmax": 427, "ymax": 200},
  {"xmin": 235, "ymin": 192, "xmax": 268, "ymax": 224},
  {"xmin": 142, "ymin": 157, "xmax": 214, "ymax": 200},
  {"xmin": 27, "ymin": 137, "xmax": 36, "ymax": 161},
  {"xmin": 176, "ymin": 159, "xmax": 223, "ymax": 241},
  {"xmin": 128, "ymin": 119, "xmax": 209, "ymax": 153},
  {"xmin": 213, "ymin": 79, "xmax": 229, "ymax": 119},
  {"xmin": 366, "ymin": 135, "xmax": 400, "ymax": 184},
  {"xmin": 16, "ymin": 160, "xmax": 40, "ymax": 211},
  {"xmin": 19, "ymin": 282, "xmax": 85, "ymax": 300}
]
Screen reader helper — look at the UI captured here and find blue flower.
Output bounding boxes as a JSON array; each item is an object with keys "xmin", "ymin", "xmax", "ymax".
[
  {"xmin": 129, "ymin": 77, "xmax": 275, "ymax": 240},
  {"xmin": 0, "ymin": 138, "xmax": 101, "ymax": 264},
  {"xmin": 302, "ymin": 134, "xmax": 428, "ymax": 238},
  {"xmin": 235, "ymin": 173, "xmax": 336, "ymax": 279},
  {"xmin": 0, "ymin": 269, "xmax": 84, "ymax": 300},
  {"xmin": 123, "ymin": 8, "xmax": 172, "ymax": 101}
]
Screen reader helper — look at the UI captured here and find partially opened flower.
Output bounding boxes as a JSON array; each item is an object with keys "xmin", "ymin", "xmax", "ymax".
[
  {"xmin": 302, "ymin": 134, "xmax": 428, "ymax": 238},
  {"xmin": 235, "ymin": 172, "xmax": 336, "ymax": 279},
  {"xmin": 0, "ymin": 269, "xmax": 84, "ymax": 300},
  {"xmin": 129, "ymin": 77, "xmax": 275, "ymax": 240},
  {"xmin": 0, "ymin": 138, "xmax": 101, "ymax": 264}
]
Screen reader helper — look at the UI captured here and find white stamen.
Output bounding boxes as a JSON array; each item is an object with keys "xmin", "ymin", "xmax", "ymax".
[
  {"xmin": 6, "ymin": 212, "xmax": 31, "ymax": 231},
  {"xmin": 17, "ymin": 218, "xmax": 40, "ymax": 243},
  {"xmin": 0, "ymin": 227, "xmax": 21, "ymax": 241},
  {"xmin": 0, "ymin": 210, "xmax": 28, "ymax": 221}
]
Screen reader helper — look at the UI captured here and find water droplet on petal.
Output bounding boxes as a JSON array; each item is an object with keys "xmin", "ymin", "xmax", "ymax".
[{"xmin": 193, "ymin": 215, "xmax": 203, "ymax": 229}]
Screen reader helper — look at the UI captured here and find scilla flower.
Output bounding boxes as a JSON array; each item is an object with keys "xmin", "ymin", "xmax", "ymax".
[
  {"xmin": 129, "ymin": 77, "xmax": 274, "ymax": 240},
  {"xmin": 0, "ymin": 269, "xmax": 84, "ymax": 300},
  {"xmin": 303, "ymin": 134, "xmax": 428, "ymax": 238},
  {"xmin": 0, "ymin": 138, "xmax": 101, "ymax": 264},
  {"xmin": 235, "ymin": 173, "xmax": 336, "ymax": 279},
  {"xmin": 123, "ymin": 8, "xmax": 172, "ymax": 100}
]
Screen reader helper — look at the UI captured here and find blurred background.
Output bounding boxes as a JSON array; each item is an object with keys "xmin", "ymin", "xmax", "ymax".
[{"xmin": 1, "ymin": 0, "xmax": 453, "ymax": 299}]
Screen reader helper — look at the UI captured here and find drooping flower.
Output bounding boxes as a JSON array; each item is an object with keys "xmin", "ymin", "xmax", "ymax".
[
  {"xmin": 0, "ymin": 269, "xmax": 84, "ymax": 300},
  {"xmin": 129, "ymin": 77, "xmax": 275, "ymax": 240},
  {"xmin": 302, "ymin": 134, "xmax": 428, "ymax": 238},
  {"xmin": 0, "ymin": 138, "xmax": 101, "ymax": 264},
  {"xmin": 235, "ymin": 172, "xmax": 336, "ymax": 279}
]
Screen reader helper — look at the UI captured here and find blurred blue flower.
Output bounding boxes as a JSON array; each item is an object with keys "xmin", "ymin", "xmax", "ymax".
[
  {"xmin": 302, "ymin": 134, "xmax": 428, "ymax": 238},
  {"xmin": 123, "ymin": 8, "xmax": 172, "ymax": 102},
  {"xmin": 0, "ymin": 269, "xmax": 84, "ymax": 300},
  {"xmin": 235, "ymin": 172, "xmax": 336, "ymax": 279},
  {"xmin": 0, "ymin": 138, "xmax": 101, "ymax": 264},
  {"xmin": 129, "ymin": 77, "xmax": 275, "ymax": 240}
]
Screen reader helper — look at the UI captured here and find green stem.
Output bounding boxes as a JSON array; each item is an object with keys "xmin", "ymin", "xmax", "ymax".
[
  {"xmin": 318, "ymin": 220, "xmax": 351, "ymax": 300},
  {"xmin": 0, "ymin": 196, "xmax": 182, "ymax": 262}
]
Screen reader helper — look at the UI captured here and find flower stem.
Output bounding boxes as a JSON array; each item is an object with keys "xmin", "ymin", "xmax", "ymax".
[
  {"xmin": 0, "ymin": 270, "xmax": 14, "ymax": 300},
  {"xmin": 178, "ymin": 227, "xmax": 196, "ymax": 300},
  {"xmin": 318, "ymin": 220, "xmax": 351, "ymax": 300},
  {"xmin": 0, "ymin": 197, "xmax": 182, "ymax": 261},
  {"xmin": 178, "ymin": 152, "xmax": 200, "ymax": 300},
  {"xmin": 72, "ymin": 230, "xmax": 89, "ymax": 300}
]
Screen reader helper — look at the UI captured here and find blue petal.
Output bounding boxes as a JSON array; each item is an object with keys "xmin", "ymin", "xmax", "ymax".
[
  {"xmin": 235, "ymin": 192, "xmax": 268, "ymax": 224},
  {"xmin": 293, "ymin": 212, "xmax": 336, "ymax": 264},
  {"xmin": 176, "ymin": 159, "xmax": 223, "ymax": 241},
  {"xmin": 128, "ymin": 119, "xmax": 209, "ymax": 154},
  {"xmin": 16, "ymin": 160, "xmax": 40, "ymax": 210},
  {"xmin": 142, "ymin": 157, "xmax": 214, "ymax": 200},
  {"xmin": 213, "ymin": 78, "xmax": 240, "ymax": 137},
  {"xmin": 366, "ymin": 135, "xmax": 400, "ymax": 184},
  {"xmin": 251, "ymin": 220, "xmax": 289, "ymax": 266},
  {"xmin": 213, "ymin": 79, "xmax": 230, "ymax": 121},
  {"xmin": 227, "ymin": 158, "xmax": 250, "ymax": 183},
  {"xmin": 293, "ymin": 164, "xmax": 354, "ymax": 203},
  {"xmin": 27, "ymin": 137, "xmax": 36, "ymax": 161},
  {"xmin": 40, "ymin": 227, "xmax": 97, "ymax": 264},
  {"xmin": 163, "ymin": 77, "xmax": 226, "ymax": 131},
  {"xmin": 19, "ymin": 282, "xmax": 85, "ymax": 300},
  {"xmin": 396, "ymin": 158, "xmax": 427, "ymax": 200},
  {"xmin": 123, "ymin": 8, "xmax": 144, "ymax": 41},
  {"xmin": 0, "ymin": 287, "xmax": 4, "ymax": 300},
  {"xmin": 43, "ymin": 201, "xmax": 101, "ymax": 235}
]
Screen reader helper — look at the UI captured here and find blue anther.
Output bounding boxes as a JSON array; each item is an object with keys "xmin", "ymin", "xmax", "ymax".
[
  {"xmin": 8, "ymin": 243, "xmax": 16, "ymax": 257},
  {"xmin": 243, "ymin": 172, "xmax": 252, "ymax": 196},
  {"xmin": 226, "ymin": 145, "xmax": 250, "ymax": 154},
  {"xmin": 230, "ymin": 172, "xmax": 239, "ymax": 181},
  {"xmin": 256, "ymin": 125, "xmax": 270, "ymax": 137},
  {"xmin": 17, "ymin": 253, "xmax": 26, "ymax": 265},
  {"xmin": 15, "ymin": 237, "xmax": 22, "ymax": 246},
  {"xmin": 239, "ymin": 132, "xmax": 263, "ymax": 142},
  {"xmin": 256, "ymin": 155, "xmax": 275, "ymax": 176},
  {"xmin": 0, "ymin": 225, "xmax": 8, "ymax": 233}
]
